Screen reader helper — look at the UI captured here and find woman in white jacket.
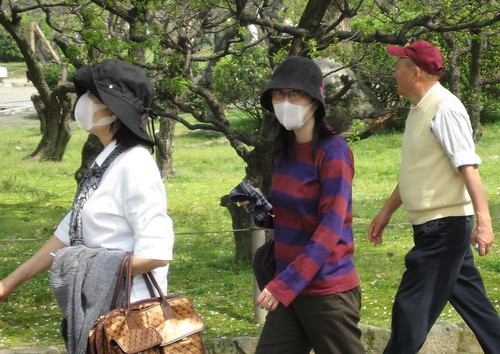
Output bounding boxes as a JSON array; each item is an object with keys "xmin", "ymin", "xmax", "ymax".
[{"xmin": 0, "ymin": 59, "xmax": 174, "ymax": 350}]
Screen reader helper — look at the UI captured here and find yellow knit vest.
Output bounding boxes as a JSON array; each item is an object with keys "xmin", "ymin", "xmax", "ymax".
[{"xmin": 399, "ymin": 84, "xmax": 473, "ymax": 225}]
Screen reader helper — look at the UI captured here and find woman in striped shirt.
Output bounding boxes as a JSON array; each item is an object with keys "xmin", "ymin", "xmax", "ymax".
[{"xmin": 254, "ymin": 56, "xmax": 365, "ymax": 354}]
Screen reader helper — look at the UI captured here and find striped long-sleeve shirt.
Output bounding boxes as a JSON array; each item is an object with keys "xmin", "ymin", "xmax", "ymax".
[{"xmin": 265, "ymin": 134, "xmax": 360, "ymax": 306}]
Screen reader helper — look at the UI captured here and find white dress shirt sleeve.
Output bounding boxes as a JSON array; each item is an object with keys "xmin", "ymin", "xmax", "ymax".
[
  {"xmin": 431, "ymin": 100, "xmax": 482, "ymax": 171},
  {"xmin": 54, "ymin": 211, "xmax": 71, "ymax": 245}
]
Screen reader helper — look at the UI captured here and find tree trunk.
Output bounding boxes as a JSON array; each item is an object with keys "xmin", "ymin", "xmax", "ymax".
[
  {"xmin": 444, "ymin": 33, "xmax": 462, "ymax": 96},
  {"xmin": 29, "ymin": 94, "xmax": 72, "ymax": 161},
  {"xmin": 156, "ymin": 117, "xmax": 176, "ymax": 179},
  {"xmin": 468, "ymin": 31, "xmax": 483, "ymax": 141},
  {"xmin": 74, "ymin": 134, "xmax": 103, "ymax": 184},
  {"xmin": 290, "ymin": 0, "xmax": 330, "ymax": 55},
  {"xmin": 221, "ymin": 141, "xmax": 274, "ymax": 264},
  {"xmin": 220, "ymin": 195, "xmax": 255, "ymax": 264},
  {"xmin": 1, "ymin": 11, "xmax": 74, "ymax": 162}
]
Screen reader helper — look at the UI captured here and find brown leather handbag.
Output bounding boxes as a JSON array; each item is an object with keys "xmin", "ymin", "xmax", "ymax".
[{"xmin": 89, "ymin": 253, "xmax": 205, "ymax": 353}]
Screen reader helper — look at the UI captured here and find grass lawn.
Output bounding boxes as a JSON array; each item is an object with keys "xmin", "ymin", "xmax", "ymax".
[{"xmin": 0, "ymin": 113, "xmax": 498, "ymax": 349}]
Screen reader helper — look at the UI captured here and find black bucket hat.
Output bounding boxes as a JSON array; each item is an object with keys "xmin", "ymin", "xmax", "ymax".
[
  {"xmin": 260, "ymin": 56, "xmax": 325, "ymax": 119},
  {"xmin": 73, "ymin": 59, "xmax": 155, "ymax": 144}
]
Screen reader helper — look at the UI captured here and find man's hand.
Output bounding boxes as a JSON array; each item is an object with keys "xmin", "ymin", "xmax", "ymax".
[
  {"xmin": 471, "ymin": 222, "xmax": 494, "ymax": 256},
  {"xmin": 368, "ymin": 185, "xmax": 401, "ymax": 245},
  {"xmin": 459, "ymin": 165, "xmax": 494, "ymax": 257},
  {"xmin": 368, "ymin": 212, "xmax": 391, "ymax": 245}
]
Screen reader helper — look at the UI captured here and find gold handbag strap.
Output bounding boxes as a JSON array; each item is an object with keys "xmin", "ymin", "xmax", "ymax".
[
  {"xmin": 143, "ymin": 272, "xmax": 162, "ymax": 297},
  {"xmin": 143, "ymin": 272, "xmax": 174, "ymax": 319},
  {"xmin": 125, "ymin": 252, "xmax": 133, "ymax": 309},
  {"xmin": 109, "ymin": 253, "xmax": 175, "ymax": 322},
  {"xmin": 143, "ymin": 273, "xmax": 156, "ymax": 297},
  {"xmin": 110, "ymin": 252, "xmax": 133, "ymax": 310},
  {"xmin": 126, "ymin": 258, "xmax": 175, "ymax": 327}
]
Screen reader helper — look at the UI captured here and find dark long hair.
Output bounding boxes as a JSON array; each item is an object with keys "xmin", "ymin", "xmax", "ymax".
[
  {"xmin": 272, "ymin": 105, "xmax": 335, "ymax": 161},
  {"xmin": 112, "ymin": 121, "xmax": 154, "ymax": 153}
]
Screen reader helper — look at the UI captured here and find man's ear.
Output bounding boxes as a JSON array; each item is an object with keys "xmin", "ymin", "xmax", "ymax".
[{"xmin": 412, "ymin": 66, "xmax": 422, "ymax": 82}]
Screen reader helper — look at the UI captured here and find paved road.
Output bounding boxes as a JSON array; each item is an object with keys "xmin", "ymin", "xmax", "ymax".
[
  {"xmin": 0, "ymin": 78, "xmax": 36, "ymax": 107},
  {"xmin": 0, "ymin": 78, "xmax": 38, "ymax": 128},
  {"xmin": 0, "ymin": 78, "xmax": 36, "ymax": 108}
]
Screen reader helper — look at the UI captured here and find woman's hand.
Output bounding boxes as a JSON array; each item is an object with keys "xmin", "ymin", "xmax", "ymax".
[
  {"xmin": 0, "ymin": 279, "xmax": 16, "ymax": 302},
  {"xmin": 0, "ymin": 235, "xmax": 66, "ymax": 302},
  {"xmin": 256, "ymin": 287, "xmax": 279, "ymax": 312},
  {"xmin": 236, "ymin": 187, "xmax": 264, "ymax": 210}
]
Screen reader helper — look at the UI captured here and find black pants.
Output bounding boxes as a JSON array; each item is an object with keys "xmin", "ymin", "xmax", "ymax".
[
  {"xmin": 256, "ymin": 287, "xmax": 365, "ymax": 354},
  {"xmin": 384, "ymin": 216, "xmax": 500, "ymax": 354}
]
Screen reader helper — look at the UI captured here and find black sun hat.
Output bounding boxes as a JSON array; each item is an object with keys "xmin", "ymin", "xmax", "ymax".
[
  {"xmin": 260, "ymin": 56, "xmax": 325, "ymax": 119},
  {"xmin": 73, "ymin": 59, "xmax": 156, "ymax": 144}
]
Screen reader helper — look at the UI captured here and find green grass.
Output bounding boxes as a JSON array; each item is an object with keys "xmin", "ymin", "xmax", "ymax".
[{"xmin": 0, "ymin": 117, "xmax": 498, "ymax": 349}]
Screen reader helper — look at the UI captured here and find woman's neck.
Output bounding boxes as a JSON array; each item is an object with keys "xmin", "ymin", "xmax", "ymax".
[
  {"xmin": 293, "ymin": 118, "xmax": 314, "ymax": 143},
  {"xmin": 91, "ymin": 124, "xmax": 117, "ymax": 147}
]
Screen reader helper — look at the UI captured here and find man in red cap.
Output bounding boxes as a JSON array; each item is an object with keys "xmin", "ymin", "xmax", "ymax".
[{"xmin": 368, "ymin": 40, "xmax": 500, "ymax": 354}]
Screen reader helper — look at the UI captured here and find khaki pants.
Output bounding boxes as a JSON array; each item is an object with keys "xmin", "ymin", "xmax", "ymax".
[{"xmin": 256, "ymin": 287, "xmax": 365, "ymax": 354}]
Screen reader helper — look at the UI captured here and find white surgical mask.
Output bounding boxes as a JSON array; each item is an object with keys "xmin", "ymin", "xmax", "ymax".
[
  {"xmin": 74, "ymin": 93, "xmax": 117, "ymax": 131},
  {"xmin": 273, "ymin": 101, "xmax": 315, "ymax": 130}
]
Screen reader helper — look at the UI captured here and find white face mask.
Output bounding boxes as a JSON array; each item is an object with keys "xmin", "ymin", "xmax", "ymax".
[
  {"xmin": 273, "ymin": 101, "xmax": 315, "ymax": 130},
  {"xmin": 74, "ymin": 93, "xmax": 117, "ymax": 131}
]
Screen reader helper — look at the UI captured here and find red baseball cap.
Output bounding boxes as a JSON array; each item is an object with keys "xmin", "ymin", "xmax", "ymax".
[{"xmin": 387, "ymin": 40, "xmax": 445, "ymax": 77}]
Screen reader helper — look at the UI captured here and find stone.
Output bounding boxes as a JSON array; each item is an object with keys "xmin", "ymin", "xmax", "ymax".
[
  {"xmin": 0, "ymin": 322, "xmax": 484, "ymax": 353},
  {"xmin": 314, "ymin": 57, "xmax": 384, "ymax": 132},
  {"xmin": 0, "ymin": 347, "xmax": 65, "ymax": 354},
  {"xmin": 234, "ymin": 337, "xmax": 259, "ymax": 353},
  {"xmin": 203, "ymin": 337, "xmax": 239, "ymax": 354},
  {"xmin": 422, "ymin": 321, "xmax": 461, "ymax": 353},
  {"xmin": 456, "ymin": 322, "xmax": 484, "ymax": 354},
  {"xmin": 360, "ymin": 323, "xmax": 391, "ymax": 353}
]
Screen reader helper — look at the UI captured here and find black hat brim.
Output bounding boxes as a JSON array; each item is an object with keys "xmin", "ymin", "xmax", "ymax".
[
  {"xmin": 95, "ymin": 83, "xmax": 153, "ymax": 144},
  {"xmin": 73, "ymin": 61, "xmax": 154, "ymax": 144}
]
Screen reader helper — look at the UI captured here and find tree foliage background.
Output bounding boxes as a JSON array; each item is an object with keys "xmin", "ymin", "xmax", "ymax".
[{"xmin": 1, "ymin": 0, "xmax": 498, "ymax": 261}]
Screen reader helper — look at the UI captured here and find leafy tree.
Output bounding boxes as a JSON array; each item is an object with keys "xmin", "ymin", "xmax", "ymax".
[
  {"xmin": 0, "ymin": 26, "xmax": 22, "ymax": 61},
  {"xmin": 0, "ymin": 3, "xmax": 74, "ymax": 161},
  {"xmin": 1, "ymin": 0, "xmax": 498, "ymax": 262}
]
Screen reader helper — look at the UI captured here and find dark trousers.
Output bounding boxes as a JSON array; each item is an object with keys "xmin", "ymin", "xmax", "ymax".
[
  {"xmin": 384, "ymin": 216, "xmax": 500, "ymax": 354},
  {"xmin": 256, "ymin": 287, "xmax": 365, "ymax": 354}
]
